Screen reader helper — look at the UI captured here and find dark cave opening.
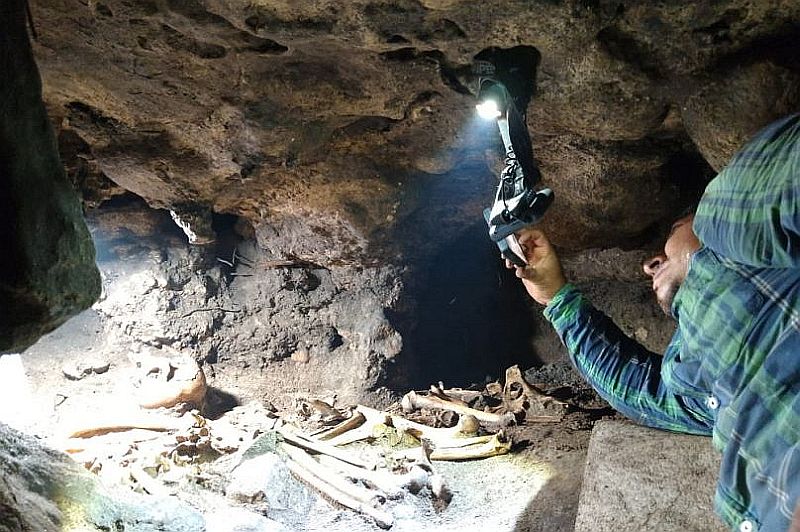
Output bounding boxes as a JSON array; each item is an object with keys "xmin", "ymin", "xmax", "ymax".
[{"xmin": 400, "ymin": 219, "xmax": 540, "ymax": 390}]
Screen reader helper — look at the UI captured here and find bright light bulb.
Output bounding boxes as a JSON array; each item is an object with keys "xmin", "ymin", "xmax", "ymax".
[{"xmin": 476, "ymin": 100, "xmax": 501, "ymax": 120}]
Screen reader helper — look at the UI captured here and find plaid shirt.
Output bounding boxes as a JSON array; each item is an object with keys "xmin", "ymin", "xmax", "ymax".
[{"xmin": 544, "ymin": 113, "xmax": 800, "ymax": 531}]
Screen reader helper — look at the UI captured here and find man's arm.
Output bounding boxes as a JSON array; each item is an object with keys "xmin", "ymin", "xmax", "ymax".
[
  {"xmin": 545, "ymin": 284, "xmax": 712, "ymax": 435},
  {"xmin": 694, "ymin": 113, "xmax": 800, "ymax": 268},
  {"xmin": 512, "ymin": 229, "xmax": 713, "ymax": 435}
]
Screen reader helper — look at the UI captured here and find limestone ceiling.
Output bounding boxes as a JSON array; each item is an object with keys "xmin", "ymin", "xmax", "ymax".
[{"xmin": 30, "ymin": 0, "xmax": 800, "ymax": 262}]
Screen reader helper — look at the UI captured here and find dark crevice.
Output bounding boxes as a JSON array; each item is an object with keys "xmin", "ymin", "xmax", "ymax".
[
  {"xmin": 336, "ymin": 116, "xmax": 398, "ymax": 138},
  {"xmin": 419, "ymin": 18, "xmax": 466, "ymax": 42},
  {"xmin": 380, "ymin": 46, "xmax": 417, "ymax": 62},
  {"xmin": 379, "ymin": 47, "xmax": 472, "ymax": 95},
  {"xmin": 95, "ymin": 3, "xmax": 113, "ymax": 17},
  {"xmin": 66, "ymin": 101, "xmax": 127, "ymax": 135},
  {"xmin": 165, "ymin": 0, "xmax": 231, "ymax": 27},
  {"xmin": 236, "ymin": 34, "xmax": 288, "ymax": 54},
  {"xmin": 709, "ymin": 22, "xmax": 800, "ymax": 72},
  {"xmin": 660, "ymin": 150, "xmax": 716, "ymax": 210},
  {"xmin": 243, "ymin": 8, "xmax": 335, "ymax": 34},
  {"xmin": 161, "ymin": 23, "xmax": 227, "ymax": 59},
  {"xmin": 596, "ymin": 26, "xmax": 664, "ymax": 80},
  {"xmin": 691, "ymin": 8, "xmax": 746, "ymax": 46},
  {"xmin": 395, "ymin": 221, "xmax": 541, "ymax": 390},
  {"xmin": 386, "ymin": 34, "xmax": 411, "ymax": 44}
]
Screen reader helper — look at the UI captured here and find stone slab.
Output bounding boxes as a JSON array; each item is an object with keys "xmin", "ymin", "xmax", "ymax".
[{"xmin": 575, "ymin": 420, "xmax": 726, "ymax": 532}]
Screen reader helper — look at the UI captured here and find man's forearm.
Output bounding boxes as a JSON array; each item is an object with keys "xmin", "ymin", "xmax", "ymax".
[{"xmin": 545, "ymin": 284, "xmax": 713, "ymax": 435}]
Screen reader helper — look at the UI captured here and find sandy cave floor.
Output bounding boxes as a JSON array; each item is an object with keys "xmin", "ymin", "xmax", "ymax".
[{"xmin": 0, "ymin": 256, "xmax": 617, "ymax": 531}]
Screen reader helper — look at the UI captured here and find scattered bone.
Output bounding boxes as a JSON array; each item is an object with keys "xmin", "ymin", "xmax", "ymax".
[
  {"xmin": 129, "ymin": 464, "xmax": 171, "ymax": 497},
  {"xmin": 65, "ymin": 412, "xmax": 184, "ymax": 439},
  {"xmin": 53, "ymin": 364, "xmax": 569, "ymax": 529},
  {"xmin": 281, "ymin": 443, "xmax": 385, "ymax": 507},
  {"xmin": 138, "ymin": 365, "xmax": 207, "ymax": 410},
  {"xmin": 61, "ymin": 428, "xmax": 165, "ymax": 454},
  {"xmin": 291, "ymin": 349, "xmax": 310, "ymax": 364},
  {"xmin": 428, "ymin": 384, "xmax": 469, "ymax": 407},
  {"xmin": 307, "ymin": 399, "xmax": 346, "ymax": 424},
  {"xmin": 129, "ymin": 348, "xmax": 207, "ymax": 410},
  {"xmin": 314, "ymin": 452, "xmax": 432, "ymax": 500},
  {"xmin": 357, "ymin": 405, "xmax": 480, "ymax": 446},
  {"xmin": 313, "ymin": 410, "xmax": 366, "ymax": 440},
  {"xmin": 278, "ymin": 424, "xmax": 373, "ymax": 470},
  {"xmin": 322, "ymin": 410, "xmax": 390, "ymax": 447},
  {"xmin": 429, "ymin": 432, "xmax": 511, "ymax": 461},
  {"xmin": 284, "ymin": 451, "xmax": 394, "ymax": 529},
  {"xmin": 430, "ymin": 385, "xmax": 484, "ymax": 404},
  {"xmin": 401, "ymin": 390, "xmax": 516, "ymax": 426},
  {"xmin": 430, "ymin": 473, "xmax": 453, "ymax": 507},
  {"xmin": 318, "ymin": 406, "xmax": 480, "ymax": 448},
  {"xmin": 393, "ymin": 432, "xmax": 511, "ymax": 462},
  {"xmin": 485, "ymin": 381, "xmax": 503, "ymax": 396},
  {"xmin": 489, "ymin": 365, "xmax": 566, "ymax": 422}
]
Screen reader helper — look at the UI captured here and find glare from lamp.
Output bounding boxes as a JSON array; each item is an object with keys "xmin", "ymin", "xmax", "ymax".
[
  {"xmin": 476, "ymin": 99, "xmax": 501, "ymax": 120},
  {"xmin": 0, "ymin": 354, "xmax": 36, "ymax": 432}
]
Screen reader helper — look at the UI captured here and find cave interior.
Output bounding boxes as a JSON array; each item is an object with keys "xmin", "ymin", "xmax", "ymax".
[{"xmin": 1, "ymin": 0, "xmax": 799, "ymax": 531}]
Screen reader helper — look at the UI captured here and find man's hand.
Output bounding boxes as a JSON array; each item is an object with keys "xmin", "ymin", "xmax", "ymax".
[{"xmin": 505, "ymin": 228, "xmax": 566, "ymax": 305}]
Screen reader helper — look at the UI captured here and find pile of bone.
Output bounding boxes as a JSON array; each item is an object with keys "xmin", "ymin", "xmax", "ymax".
[
  {"xmin": 53, "ymin": 364, "xmax": 566, "ymax": 529},
  {"xmin": 275, "ymin": 365, "xmax": 567, "ymax": 528}
]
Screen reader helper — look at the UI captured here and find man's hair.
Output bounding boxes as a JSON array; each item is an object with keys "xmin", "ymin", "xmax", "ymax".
[{"xmin": 677, "ymin": 201, "xmax": 699, "ymax": 220}]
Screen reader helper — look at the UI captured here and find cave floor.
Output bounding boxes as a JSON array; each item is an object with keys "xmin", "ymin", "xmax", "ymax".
[{"xmin": 4, "ymin": 304, "xmax": 610, "ymax": 532}]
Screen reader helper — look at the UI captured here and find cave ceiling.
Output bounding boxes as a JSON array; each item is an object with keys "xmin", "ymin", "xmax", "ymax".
[{"xmin": 30, "ymin": 0, "xmax": 800, "ymax": 263}]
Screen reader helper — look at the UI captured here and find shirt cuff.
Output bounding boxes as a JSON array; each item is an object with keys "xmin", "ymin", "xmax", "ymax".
[{"xmin": 543, "ymin": 283, "xmax": 580, "ymax": 323}]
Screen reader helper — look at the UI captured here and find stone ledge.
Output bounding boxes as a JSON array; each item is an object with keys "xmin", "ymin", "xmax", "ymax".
[{"xmin": 575, "ymin": 420, "xmax": 726, "ymax": 532}]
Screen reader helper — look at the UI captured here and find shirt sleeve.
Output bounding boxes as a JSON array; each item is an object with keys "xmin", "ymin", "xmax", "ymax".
[
  {"xmin": 544, "ymin": 284, "xmax": 713, "ymax": 435},
  {"xmin": 694, "ymin": 113, "xmax": 800, "ymax": 268}
]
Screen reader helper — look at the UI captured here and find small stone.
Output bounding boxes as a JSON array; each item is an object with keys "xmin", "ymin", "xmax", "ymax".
[
  {"xmin": 62, "ymin": 361, "xmax": 92, "ymax": 380},
  {"xmin": 62, "ymin": 358, "xmax": 110, "ymax": 380},
  {"xmin": 290, "ymin": 349, "xmax": 309, "ymax": 364},
  {"xmin": 88, "ymin": 358, "xmax": 110, "ymax": 374}
]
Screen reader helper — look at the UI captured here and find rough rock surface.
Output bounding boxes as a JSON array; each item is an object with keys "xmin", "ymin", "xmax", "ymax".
[
  {"xmin": 575, "ymin": 420, "xmax": 725, "ymax": 532},
  {"xmin": 0, "ymin": 422, "xmax": 205, "ymax": 532},
  {"xmin": 85, "ymin": 200, "xmax": 403, "ymax": 405},
  {"xmin": 0, "ymin": 1, "xmax": 101, "ymax": 353},
  {"xmin": 15, "ymin": 0, "xmax": 800, "ymax": 395},
  {"xmin": 30, "ymin": 0, "xmax": 800, "ymax": 258},
  {"xmin": 6, "ymin": 2, "xmax": 800, "ymax": 530}
]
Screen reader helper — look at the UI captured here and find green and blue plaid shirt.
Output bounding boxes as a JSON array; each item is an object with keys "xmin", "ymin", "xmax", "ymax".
[{"xmin": 544, "ymin": 113, "xmax": 800, "ymax": 532}]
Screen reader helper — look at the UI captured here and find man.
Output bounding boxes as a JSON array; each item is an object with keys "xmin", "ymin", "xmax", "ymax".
[{"xmin": 509, "ymin": 113, "xmax": 800, "ymax": 531}]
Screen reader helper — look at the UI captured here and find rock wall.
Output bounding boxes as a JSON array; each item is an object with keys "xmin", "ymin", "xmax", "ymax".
[
  {"xmin": 16, "ymin": 0, "xmax": 800, "ymax": 396},
  {"xmin": 0, "ymin": 0, "xmax": 101, "ymax": 353},
  {"xmin": 31, "ymin": 0, "xmax": 800, "ymax": 260}
]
